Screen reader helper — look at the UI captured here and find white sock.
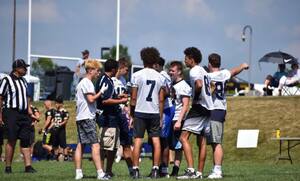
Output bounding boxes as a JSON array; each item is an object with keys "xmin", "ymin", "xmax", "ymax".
[
  {"xmin": 76, "ymin": 169, "xmax": 83, "ymax": 174},
  {"xmin": 214, "ymin": 165, "xmax": 222, "ymax": 173},
  {"xmin": 133, "ymin": 166, "xmax": 139, "ymax": 170},
  {"xmin": 187, "ymin": 168, "xmax": 195, "ymax": 172},
  {"xmin": 153, "ymin": 165, "xmax": 159, "ymax": 170}
]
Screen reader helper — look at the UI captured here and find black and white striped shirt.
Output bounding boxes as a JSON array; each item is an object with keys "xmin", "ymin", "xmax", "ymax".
[{"xmin": 0, "ymin": 73, "xmax": 29, "ymax": 111}]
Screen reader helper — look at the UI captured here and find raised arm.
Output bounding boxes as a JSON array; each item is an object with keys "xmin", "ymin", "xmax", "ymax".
[{"xmin": 230, "ymin": 63, "xmax": 249, "ymax": 78}]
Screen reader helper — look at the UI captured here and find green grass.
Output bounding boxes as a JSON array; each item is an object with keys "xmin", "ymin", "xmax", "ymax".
[{"xmin": 1, "ymin": 96, "xmax": 300, "ymax": 180}]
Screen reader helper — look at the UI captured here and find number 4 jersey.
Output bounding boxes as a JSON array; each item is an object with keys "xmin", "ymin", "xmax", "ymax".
[
  {"xmin": 207, "ymin": 69, "xmax": 231, "ymax": 110},
  {"xmin": 131, "ymin": 68, "xmax": 164, "ymax": 115}
]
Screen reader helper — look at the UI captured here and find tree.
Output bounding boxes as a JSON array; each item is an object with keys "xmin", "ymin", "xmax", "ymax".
[
  {"xmin": 102, "ymin": 44, "xmax": 132, "ymax": 64},
  {"xmin": 31, "ymin": 58, "xmax": 56, "ymax": 75}
]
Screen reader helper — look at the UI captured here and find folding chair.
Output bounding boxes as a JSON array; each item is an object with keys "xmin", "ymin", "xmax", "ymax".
[{"xmin": 282, "ymin": 83, "xmax": 300, "ymax": 96}]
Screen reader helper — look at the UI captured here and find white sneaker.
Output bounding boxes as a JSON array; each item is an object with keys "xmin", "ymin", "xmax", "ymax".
[
  {"xmin": 207, "ymin": 172, "xmax": 223, "ymax": 179},
  {"xmin": 75, "ymin": 172, "xmax": 83, "ymax": 180},
  {"xmin": 192, "ymin": 171, "xmax": 203, "ymax": 179},
  {"xmin": 97, "ymin": 172, "xmax": 109, "ymax": 180}
]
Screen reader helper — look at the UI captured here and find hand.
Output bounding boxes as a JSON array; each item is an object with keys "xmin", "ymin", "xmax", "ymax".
[
  {"xmin": 241, "ymin": 63, "xmax": 249, "ymax": 70},
  {"xmin": 38, "ymin": 128, "xmax": 43, "ymax": 134},
  {"xmin": 0, "ymin": 116, "xmax": 3, "ymax": 127},
  {"xmin": 174, "ymin": 121, "xmax": 181, "ymax": 131},
  {"xmin": 100, "ymin": 83, "xmax": 108, "ymax": 94},
  {"xmin": 120, "ymin": 97, "xmax": 128, "ymax": 104}
]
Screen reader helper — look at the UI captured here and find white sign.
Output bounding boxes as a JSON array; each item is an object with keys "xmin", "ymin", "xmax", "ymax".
[{"xmin": 236, "ymin": 129, "xmax": 259, "ymax": 148}]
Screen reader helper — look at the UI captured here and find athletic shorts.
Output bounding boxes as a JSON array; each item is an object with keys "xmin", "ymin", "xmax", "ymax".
[
  {"xmin": 51, "ymin": 127, "xmax": 67, "ymax": 149},
  {"xmin": 206, "ymin": 120, "xmax": 224, "ymax": 144},
  {"xmin": 76, "ymin": 119, "xmax": 98, "ymax": 145},
  {"xmin": 161, "ymin": 106, "xmax": 175, "ymax": 138},
  {"xmin": 29, "ymin": 126, "xmax": 35, "ymax": 145},
  {"xmin": 182, "ymin": 116, "xmax": 210, "ymax": 135},
  {"xmin": 98, "ymin": 127, "xmax": 120, "ymax": 151},
  {"xmin": 133, "ymin": 116, "xmax": 161, "ymax": 138},
  {"xmin": 168, "ymin": 121, "xmax": 182, "ymax": 150},
  {"xmin": 2, "ymin": 108, "xmax": 31, "ymax": 148},
  {"xmin": 0, "ymin": 126, "xmax": 4, "ymax": 145},
  {"xmin": 42, "ymin": 131, "xmax": 53, "ymax": 145},
  {"xmin": 119, "ymin": 113, "xmax": 133, "ymax": 146}
]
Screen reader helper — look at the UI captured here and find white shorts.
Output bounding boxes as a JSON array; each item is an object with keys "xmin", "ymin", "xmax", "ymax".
[{"xmin": 182, "ymin": 116, "xmax": 210, "ymax": 135}]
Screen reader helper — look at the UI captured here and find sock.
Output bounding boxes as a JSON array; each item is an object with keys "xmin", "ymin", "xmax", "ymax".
[
  {"xmin": 161, "ymin": 167, "xmax": 168, "ymax": 174},
  {"xmin": 153, "ymin": 165, "xmax": 159, "ymax": 170},
  {"xmin": 97, "ymin": 169, "xmax": 105, "ymax": 177},
  {"xmin": 214, "ymin": 165, "xmax": 222, "ymax": 173},
  {"xmin": 76, "ymin": 169, "xmax": 83, "ymax": 174},
  {"xmin": 133, "ymin": 166, "xmax": 139, "ymax": 170},
  {"xmin": 187, "ymin": 168, "xmax": 195, "ymax": 172}
]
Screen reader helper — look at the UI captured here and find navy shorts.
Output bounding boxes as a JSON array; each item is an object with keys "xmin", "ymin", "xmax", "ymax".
[{"xmin": 118, "ymin": 113, "xmax": 133, "ymax": 146}]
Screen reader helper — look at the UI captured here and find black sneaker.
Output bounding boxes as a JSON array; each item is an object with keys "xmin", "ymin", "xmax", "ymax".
[
  {"xmin": 170, "ymin": 165, "xmax": 179, "ymax": 177},
  {"xmin": 25, "ymin": 166, "xmax": 37, "ymax": 173},
  {"xmin": 160, "ymin": 172, "xmax": 170, "ymax": 178},
  {"xmin": 176, "ymin": 168, "xmax": 196, "ymax": 179},
  {"xmin": 148, "ymin": 168, "xmax": 159, "ymax": 179},
  {"xmin": 5, "ymin": 166, "xmax": 12, "ymax": 174},
  {"xmin": 132, "ymin": 168, "xmax": 140, "ymax": 179}
]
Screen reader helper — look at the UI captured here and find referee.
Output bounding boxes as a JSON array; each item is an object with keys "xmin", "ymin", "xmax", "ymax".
[{"xmin": 0, "ymin": 59, "xmax": 36, "ymax": 173}]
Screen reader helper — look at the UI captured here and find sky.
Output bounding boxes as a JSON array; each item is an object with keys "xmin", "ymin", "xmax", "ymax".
[{"xmin": 1, "ymin": 0, "xmax": 300, "ymax": 83}]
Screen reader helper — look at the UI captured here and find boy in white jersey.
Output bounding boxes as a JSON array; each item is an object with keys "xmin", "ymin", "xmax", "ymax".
[
  {"xmin": 207, "ymin": 53, "xmax": 248, "ymax": 179},
  {"xmin": 130, "ymin": 47, "xmax": 165, "ymax": 179},
  {"xmin": 177, "ymin": 47, "xmax": 214, "ymax": 179},
  {"xmin": 168, "ymin": 61, "xmax": 192, "ymax": 177},
  {"xmin": 74, "ymin": 60, "xmax": 108, "ymax": 180},
  {"xmin": 153, "ymin": 57, "xmax": 175, "ymax": 178},
  {"xmin": 111, "ymin": 57, "xmax": 134, "ymax": 176}
]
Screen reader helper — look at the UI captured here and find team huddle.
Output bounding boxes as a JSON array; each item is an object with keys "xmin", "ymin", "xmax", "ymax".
[{"xmin": 74, "ymin": 46, "xmax": 249, "ymax": 180}]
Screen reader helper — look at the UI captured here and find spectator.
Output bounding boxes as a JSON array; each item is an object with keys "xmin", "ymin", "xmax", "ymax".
[
  {"xmin": 95, "ymin": 59, "xmax": 128, "ymax": 178},
  {"xmin": 263, "ymin": 64, "xmax": 287, "ymax": 95},
  {"xmin": 74, "ymin": 59, "xmax": 108, "ymax": 180},
  {"xmin": 75, "ymin": 50, "xmax": 90, "ymax": 81},
  {"xmin": 0, "ymin": 59, "xmax": 36, "ymax": 173},
  {"xmin": 278, "ymin": 63, "xmax": 300, "ymax": 96}
]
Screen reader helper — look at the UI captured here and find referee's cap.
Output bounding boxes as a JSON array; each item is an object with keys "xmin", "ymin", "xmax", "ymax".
[{"xmin": 12, "ymin": 59, "xmax": 30, "ymax": 69}]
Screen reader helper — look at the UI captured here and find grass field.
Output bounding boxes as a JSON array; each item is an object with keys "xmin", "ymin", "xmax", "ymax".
[{"xmin": 0, "ymin": 96, "xmax": 300, "ymax": 180}]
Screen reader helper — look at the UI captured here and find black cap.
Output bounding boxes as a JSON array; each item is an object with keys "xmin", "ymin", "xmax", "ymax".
[
  {"xmin": 81, "ymin": 49, "xmax": 89, "ymax": 55},
  {"xmin": 55, "ymin": 95, "xmax": 64, "ymax": 104},
  {"xmin": 12, "ymin": 59, "xmax": 30, "ymax": 69}
]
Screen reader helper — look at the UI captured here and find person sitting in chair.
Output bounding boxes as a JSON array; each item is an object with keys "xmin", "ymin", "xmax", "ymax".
[
  {"xmin": 278, "ymin": 62, "xmax": 300, "ymax": 96},
  {"xmin": 263, "ymin": 64, "xmax": 287, "ymax": 96}
]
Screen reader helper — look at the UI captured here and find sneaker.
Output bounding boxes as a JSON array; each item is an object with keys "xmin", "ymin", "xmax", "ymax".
[
  {"xmin": 160, "ymin": 172, "xmax": 170, "ymax": 178},
  {"xmin": 176, "ymin": 169, "xmax": 196, "ymax": 180},
  {"xmin": 207, "ymin": 172, "xmax": 222, "ymax": 179},
  {"xmin": 193, "ymin": 171, "xmax": 203, "ymax": 179},
  {"xmin": 170, "ymin": 166, "xmax": 179, "ymax": 177},
  {"xmin": 132, "ymin": 168, "xmax": 140, "ymax": 179},
  {"xmin": 148, "ymin": 168, "xmax": 160, "ymax": 179},
  {"xmin": 5, "ymin": 166, "xmax": 12, "ymax": 174},
  {"xmin": 25, "ymin": 166, "xmax": 37, "ymax": 173},
  {"xmin": 75, "ymin": 172, "xmax": 83, "ymax": 180},
  {"xmin": 97, "ymin": 173, "xmax": 110, "ymax": 180}
]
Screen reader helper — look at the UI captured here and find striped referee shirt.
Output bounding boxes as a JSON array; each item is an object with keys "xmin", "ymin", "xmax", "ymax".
[{"xmin": 0, "ymin": 73, "xmax": 29, "ymax": 111}]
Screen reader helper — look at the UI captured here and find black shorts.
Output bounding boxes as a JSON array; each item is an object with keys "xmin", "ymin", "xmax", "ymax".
[
  {"xmin": 29, "ymin": 126, "xmax": 35, "ymax": 145},
  {"xmin": 133, "ymin": 115, "xmax": 161, "ymax": 138},
  {"xmin": 0, "ymin": 126, "xmax": 4, "ymax": 145},
  {"xmin": 2, "ymin": 108, "xmax": 31, "ymax": 147},
  {"xmin": 119, "ymin": 113, "xmax": 133, "ymax": 146},
  {"xmin": 168, "ymin": 121, "xmax": 182, "ymax": 150},
  {"xmin": 51, "ymin": 127, "xmax": 67, "ymax": 149}
]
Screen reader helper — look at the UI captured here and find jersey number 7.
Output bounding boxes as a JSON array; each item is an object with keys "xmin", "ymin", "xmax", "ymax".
[{"xmin": 146, "ymin": 80, "xmax": 156, "ymax": 102}]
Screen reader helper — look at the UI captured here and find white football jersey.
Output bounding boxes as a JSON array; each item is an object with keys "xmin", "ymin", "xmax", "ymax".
[
  {"xmin": 131, "ymin": 68, "xmax": 164, "ymax": 114},
  {"xmin": 172, "ymin": 79, "xmax": 192, "ymax": 121},
  {"xmin": 189, "ymin": 65, "xmax": 214, "ymax": 110},
  {"xmin": 160, "ymin": 70, "xmax": 174, "ymax": 108},
  {"xmin": 111, "ymin": 77, "xmax": 127, "ymax": 95},
  {"xmin": 208, "ymin": 69, "xmax": 231, "ymax": 110}
]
